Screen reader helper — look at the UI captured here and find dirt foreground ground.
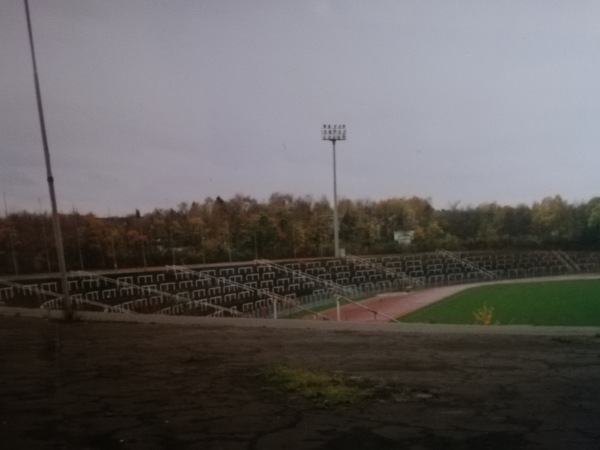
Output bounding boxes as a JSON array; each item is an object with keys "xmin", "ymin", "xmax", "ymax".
[{"xmin": 1, "ymin": 310, "xmax": 600, "ymax": 450}]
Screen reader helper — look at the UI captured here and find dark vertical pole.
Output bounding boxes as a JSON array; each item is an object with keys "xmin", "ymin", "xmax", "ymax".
[
  {"xmin": 110, "ymin": 233, "xmax": 118, "ymax": 270},
  {"xmin": 24, "ymin": 0, "xmax": 71, "ymax": 315},
  {"xmin": 200, "ymin": 227, "xmax": 206, "ymax": 264},
  {"xmin": 73, "ymin": 206, "xmax": 84, "ymax": 270},
  {"xmin": 170, "ymin": 227, "xmax": 175, "ymax": 265},
  {"xmin": 3, "ymin": 194, "xmax": 19, "ymax": 275},
  {"xmin": 39, "ymin": 199, "xmax": 52, "ymax": 272}
]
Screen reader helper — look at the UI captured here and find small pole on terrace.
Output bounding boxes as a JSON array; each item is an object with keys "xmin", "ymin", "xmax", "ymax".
[{"xmin": 3, "ymin": 193, "xmax": 19, "ymax": 275}]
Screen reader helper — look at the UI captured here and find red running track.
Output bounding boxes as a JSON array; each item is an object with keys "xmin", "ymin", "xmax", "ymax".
[{"xmin": 317, "ymin": 285, "xmax": 470, "ymax": 322}]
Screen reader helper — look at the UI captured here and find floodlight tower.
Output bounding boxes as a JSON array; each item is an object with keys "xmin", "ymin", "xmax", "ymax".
[
  {"xmin": 24, "ymin": 0, "xmax": 71, "ymax": 315},
  {"xmin": 322, "ymin": 124, "xmax": 346, "ymax": 258}
]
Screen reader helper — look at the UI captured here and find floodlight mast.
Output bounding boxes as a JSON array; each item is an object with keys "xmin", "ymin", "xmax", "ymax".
[
  {"xmin": 322, "ymin": 124, "xmax": 346, "ymax": 258},
  {"xmin": 24, "ymin": 0, "xmax": 71, "ymax": 315}
]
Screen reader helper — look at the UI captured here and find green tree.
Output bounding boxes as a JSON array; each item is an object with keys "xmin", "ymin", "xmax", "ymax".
[{"xmin": 532, "ymin": 196, "xmax": 573, "ymax": 243}]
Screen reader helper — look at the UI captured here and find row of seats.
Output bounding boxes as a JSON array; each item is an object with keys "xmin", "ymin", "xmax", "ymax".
[{"xmin": 2, "ymin": 250, "xmax": 599, "ymax": 315}]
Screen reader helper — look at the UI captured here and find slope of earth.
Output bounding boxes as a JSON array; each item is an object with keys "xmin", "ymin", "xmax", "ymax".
[{"xmin": 1, "ymin": 315, "xmax": 600, "ymax": 449}]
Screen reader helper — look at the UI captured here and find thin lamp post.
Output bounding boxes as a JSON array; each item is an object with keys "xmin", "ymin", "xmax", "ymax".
[
  {"xmin": 3, "ymin": 193, "xmax": 18, "ymax": 275},
  {"xmin": 39, "ymin": 198, "xmax": 51, "ymax": 272},
  {"xmin": 24, "ymin": 0, "xmax": 71, "ymax": 314},
  {"xmin": 322, "ymin": 124, "xmax": 346, "ymax": 258}
]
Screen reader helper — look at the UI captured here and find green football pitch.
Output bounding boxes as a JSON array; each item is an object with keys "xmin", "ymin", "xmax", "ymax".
[{"xmin": 399, "ymin": 279, "xmax": 600, "ymax": 326}]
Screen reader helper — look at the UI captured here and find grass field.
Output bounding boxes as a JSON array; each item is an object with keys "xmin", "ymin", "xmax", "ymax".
[{"xmin": 399, "ymin": 279, "xmax": 600, "ymax": 326}]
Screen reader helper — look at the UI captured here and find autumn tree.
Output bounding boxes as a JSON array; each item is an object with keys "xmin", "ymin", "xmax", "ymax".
[{"xmin": 3, "ymin": 193, "xmax": 600, "ymax": 275}]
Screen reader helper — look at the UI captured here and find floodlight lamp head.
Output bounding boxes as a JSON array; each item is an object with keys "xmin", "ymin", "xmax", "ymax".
[{"xmin": 322, "ymin": 124, "xmax": 346, "ymax": 141}]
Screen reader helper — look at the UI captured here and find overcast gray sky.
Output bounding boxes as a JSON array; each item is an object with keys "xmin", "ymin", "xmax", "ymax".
[{"xmin": 2, "ymin": 0, "xmax": 600, "ymax": 216}]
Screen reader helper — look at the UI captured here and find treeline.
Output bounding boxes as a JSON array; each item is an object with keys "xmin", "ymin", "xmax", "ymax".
[{"xmin": 1, "ymin": 193, "xmax": 600, "ymax": 275}]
